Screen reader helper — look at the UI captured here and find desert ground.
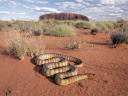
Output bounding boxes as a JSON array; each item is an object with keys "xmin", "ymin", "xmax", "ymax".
[{"xmin": 0, "ymin": 27, "xmax": 128, "ymax": 96}]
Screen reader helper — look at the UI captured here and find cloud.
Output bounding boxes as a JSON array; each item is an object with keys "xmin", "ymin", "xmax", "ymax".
[
  {"xmin": 0, "ymin": 11, "xmax": 25, "ymax": 15},
  {"xmin": 10, "ymin": 1, "xmax": 16, "ymax": 5},
  {"xmin": 75, "ymin": 0, "xmax": 84, "ymax": 3},
  {"xmin": 0, "ymin": 0, "xmax": 127, "ymax": 20},
  {"xmin": 26, "ymin": 0, "xmax": 34, "ymax": 3},
  {"xmin": 37, "ymin": 1, "xmax": 48, "ymax": 4},
  {"xmin": 33, "ymin": 6, "xmax": 61, "ymax": 13},
  {"xmin": 55, "ymin": 1, "xmax": 82, "ymax": 9},
  {"xmin": 101, "ymin": 0, "xmax": 127, "ymax": 5},
  {"xmin": 22, "ymin": 5, "xmax": 30, "ymax": 9},
  {"xmin": 101, "ymin": 0, "xmax": 116, "ymax": 4}
]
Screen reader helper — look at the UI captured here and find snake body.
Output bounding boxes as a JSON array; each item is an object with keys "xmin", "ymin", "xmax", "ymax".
[{"xmin": 34, "ymin": 53, "xmax": 95, "ymax": 85}]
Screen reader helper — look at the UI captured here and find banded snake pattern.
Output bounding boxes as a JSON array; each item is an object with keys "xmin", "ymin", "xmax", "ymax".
[{"xmin": 34, "ymin": 53, "xmax": 95, "ymax": 85}]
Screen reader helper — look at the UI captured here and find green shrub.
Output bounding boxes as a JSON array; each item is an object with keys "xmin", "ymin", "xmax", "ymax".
[
  {"xmin": 96, "ymin": 22, "xmax": 110, "ymax": 32},
  {"xmin": 48, "ymin": 24, "xmax": 75, "ymax": 37},
  {"xmin": 73, "ymin": 20, "xmax": 87, "ymax": 28},
  {"xmin": 93, "ymin": 21, "xmax": 114, "ymax": 33},
  {"xmin": 72, "ymin": 20, "xmax": 96, "ymax": 29}
]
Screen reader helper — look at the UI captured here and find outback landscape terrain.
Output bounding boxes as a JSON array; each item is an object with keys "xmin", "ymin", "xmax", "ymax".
[{"xmin": 0, "ymin": 13, "xmax": 128, "ymax": 96}]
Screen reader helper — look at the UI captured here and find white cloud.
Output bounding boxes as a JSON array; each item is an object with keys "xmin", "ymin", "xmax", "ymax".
[
  {"xmin": 10, "ymin": 1, "xmax": 16, "ymax": 5},
  {"xmin": 33, "ymin": 6, "xmax": 61, "ymax": 13},
  {"xmin": 22, "ymin": 5, "xmax": 30, "ymax": 9},
  {"xmin": 37, "ymin": 1, "xmax": 48, "ymax": 4},
  {"xmin": 0, "ymin": 11, "xmax": 25, "ymax": 15},
  {"xmin": 101, "ymin": 0, "xmax": 127, "ymax": 4},
  {"xmin": 55, "ymin": 1, "xmax": 82, "ymax": 9},
  {"xmin": 101, "ymin": 0, "xmax": 116, "ymax": 4},
  {"xmin": 26, "ymin": 0, "xmax": 34, "ymax": 3},
  {"xmin": 75, "ymin": 0, "xmax": 84, "ymax": 3}
]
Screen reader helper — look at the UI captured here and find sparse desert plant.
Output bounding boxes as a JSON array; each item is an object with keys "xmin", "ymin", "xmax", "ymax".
[
  {"xmin": 26, "ymin": 42, "xmax": 42, "ymax": 57},
  {"xmin": 90, "ymin": 28, "xmax": 98, "ymax": 35},
  {"xmin": 48, "ymin": 24, "xmax": 75, "ymax": 37},
  {"xmin": 111, "ymin": 29, "xmax": 128, "ymax": 48},
  {"xmin": 73, "ymin": 20, "xmax": 87, "ymax": 28},
  {"xmin": 12, "ymin": 21, "xmax": 45, "ymax": 36},
  {"xmin": 66, "ymin": 41, "xmax": 85, "ymax": 50},
  {"xmin": 5, "ymin": 32, "xmax": 28, "ymax": 60},
  {"xmin": 5, "ymin": 31, "xmax": 43, "ymax": 60},
  {"xmin": 72, "ymin": 20, "xmax": 96, "ymax": 29},
  {"xmin": 0, "ymin": 20, "xmax": 6, "ymax": 30},
  {"xmin": 31, "ymin": 29, "xmax": 43, "ymax": 36},
  {"xmin": 104, "ymin": 22, "xmax": 114, "ymax": 29},
  {"xmin": 113, "ymin": 19, "xmax": 126, "ymax": 29},
  {"xmin": 96, "ymin": 22, "xmax": 110, "ymax": 32}
]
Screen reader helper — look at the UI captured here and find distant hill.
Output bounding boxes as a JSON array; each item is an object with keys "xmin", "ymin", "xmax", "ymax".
[{"xmin": 39, "ymin": 13, "xmax": 89, "ymax": 21}]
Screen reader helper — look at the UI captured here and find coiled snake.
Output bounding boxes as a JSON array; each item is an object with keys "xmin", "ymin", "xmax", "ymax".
[{"xmin": 34, "ymin": 53, "xmax": 95, "ymax": 85}]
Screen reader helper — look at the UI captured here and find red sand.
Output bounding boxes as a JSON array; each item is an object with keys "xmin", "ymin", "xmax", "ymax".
[{"xmin": 0, "ymin": 29, "xmax": 128, "ymax": 96}]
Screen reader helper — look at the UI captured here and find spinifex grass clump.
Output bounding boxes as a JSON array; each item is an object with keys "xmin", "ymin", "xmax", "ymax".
[
  {"xmin": 95, "ymin": 22, "xmax": 112, "ymax": 32},
  {"xmin": 48, "ymin": 24, "xmax": 75, "ymax": 37},
  {"xmin": 72, "ymin": 20, "xmax": 96, "ymax": 29}
]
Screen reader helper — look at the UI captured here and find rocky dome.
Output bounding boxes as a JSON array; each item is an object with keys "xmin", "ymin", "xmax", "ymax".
[{"xmin": 39, "ymin": 13, "xmax": 89, "ymax": 21}]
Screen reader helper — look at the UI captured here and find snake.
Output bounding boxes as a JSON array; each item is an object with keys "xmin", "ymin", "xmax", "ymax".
[{"xmin": 34, "ymin": 53, "xmax": 95, "ymax": 85}]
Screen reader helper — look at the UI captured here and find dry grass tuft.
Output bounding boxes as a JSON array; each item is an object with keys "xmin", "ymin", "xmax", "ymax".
[
  {"xmin": 65, "ymin": 40, "xmax": 85, "ymax": 50},
  {"xmin": 4, "ymin": 31, "xmax": 44, "ymax": 60}
]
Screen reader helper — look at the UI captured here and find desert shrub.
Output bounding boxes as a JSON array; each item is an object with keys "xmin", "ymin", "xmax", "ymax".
[
  {"xmin": 5, "ymin": 32, "xmax": 28, "ymax": 60},
  {"xmin": 12, "ymin": 21, "xmax": 45, "ymax": 36},
  {"xmin": 5, "ymin": 32, "xmax": 43, "ymax": 60},
  {"xmin": 96, "ymin": 22, "xmax": 110, "ymax": 32},
  {"xmin": 48, "ymin": 24, "xmax": 75, "ymax": 37},
  {"xmin": 90, "ymin": 28, "xmax": 98, "ymax": 35},
  {"xmin": 72, "ymin": 20, "xmax": 96, "ymax": 29},
  {"xmin": 0, "ymin": 20, "xmax": 6, "ymax": 30},
  {"xmin": 13, "ymin": 21, "xmax": 31, "ymax": 32},
  {"xmin": 94, "ymin": 21, "xmax": 114, "ymax": 32},
  {"xmin": 38, "ymin": 20, "xmax": 55, "ymax": 33},
  {"xmin": 104, "ymin": 22, "xmax": 114, "ymax": 29},
  {"xmin": 65, "ymin": 41, "xmax": 85, "ymax": 50},
  {"xmin": 31, "ymin": 29, "xmax": 42, "ymax": 36},
  {"xmin": 73, "ymin": 20, "xmax": 87, "ymax": 28},
  {"xmin": 113, "ymin": 19, "xmax": 126, "ymax": 29},
  {"xmin": 111, "ymin": 29, "xmax": 128, "ymax": 47}
]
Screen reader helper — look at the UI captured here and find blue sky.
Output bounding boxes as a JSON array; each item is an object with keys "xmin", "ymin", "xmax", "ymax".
[{"xmin": 0, "ymin": 0, "xmax": 128, "ymax": 21}]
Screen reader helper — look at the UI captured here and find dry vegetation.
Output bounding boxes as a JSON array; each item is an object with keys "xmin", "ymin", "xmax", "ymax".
[
  {"xmin": 4, "ymin": 31, "xmax": 43, "ymax": 60},
  {"xmin": 111, "ymin": 20, "xmax": 128, "ymax": 47},
  {"xmin": 0, "ymin": 19, "xmax": 128, "ymax": 60}
]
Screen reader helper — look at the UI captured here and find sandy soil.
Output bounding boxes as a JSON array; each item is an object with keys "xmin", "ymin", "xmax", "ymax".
[{"xmin": 0, "ymin": 28, "xmax": 128, "ymax": 96}]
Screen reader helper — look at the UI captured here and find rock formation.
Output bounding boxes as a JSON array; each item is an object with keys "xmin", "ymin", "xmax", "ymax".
[{"xmin": 39, "ymin": 13, "xmax": 89, "ymax": 21}]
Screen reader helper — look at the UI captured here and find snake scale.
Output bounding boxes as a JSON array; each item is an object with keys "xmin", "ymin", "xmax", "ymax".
[{"xmin": 34, "ymin": 53, "xmax": 95, "ymax": 85}]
